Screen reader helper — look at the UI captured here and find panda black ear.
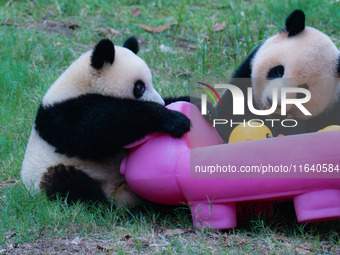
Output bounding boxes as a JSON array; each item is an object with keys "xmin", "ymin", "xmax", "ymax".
[
  {"xmin": 91, "ymin": 39, "xmax": 115, "ymax": 70},
  {"xmin": 337, "ymin": 55, "xmax": 340, "ymax": 76},
  {"xmin": 285, "ymin": 9, "xmax": 305, "ymax": 37},
  {"xmin": 123, "ymin": 37, "xmax": 139, "ymax": 54}
]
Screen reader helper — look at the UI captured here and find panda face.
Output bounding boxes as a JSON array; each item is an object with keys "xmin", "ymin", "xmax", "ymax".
[
  {"xmin": 42, "ymin": 38, "xmax": 164, "ymax": 107},
  {"xmin": 91, "ymin": 39, "xmax": 164, "ymax": 105},
  {"xmin": 251, "ymin": 27, "xmax": 340, "ymax": 119}
]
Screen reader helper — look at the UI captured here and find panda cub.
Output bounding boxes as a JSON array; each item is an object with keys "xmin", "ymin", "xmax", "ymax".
[
  {"xmin": 215, "ymin": 10, "xmax": 340, "ymax": 141},
  {"xmin": 21, "ymin": 37, "xmax": 190, "ymax": 206}
]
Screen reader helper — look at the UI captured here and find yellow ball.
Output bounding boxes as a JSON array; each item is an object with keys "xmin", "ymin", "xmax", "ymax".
[
  {"xmin": 228, "ymin": 122, "xmax": 273, "ymax": 143},
  {"xmin": 318, "ymin": 125, "xmax": 340, "ymax": 132}
]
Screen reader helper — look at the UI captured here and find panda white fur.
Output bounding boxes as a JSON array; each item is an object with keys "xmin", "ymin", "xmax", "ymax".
[
  {"xmin": 21, "ymin": 37, "xmax": 190, "ymax": 206},
  {"xmin": 214, "ymin": 10, "xmax": 340, "ymax": 141}
]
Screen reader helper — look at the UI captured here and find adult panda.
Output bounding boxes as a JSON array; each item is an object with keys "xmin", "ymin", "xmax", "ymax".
[
  {"xmin": 21, "ymin": 37, "xmax": 190, "ymax": 206},
  {"xmin": 214, "ymin": 10, "xmax": 340, "ymax": 141}
]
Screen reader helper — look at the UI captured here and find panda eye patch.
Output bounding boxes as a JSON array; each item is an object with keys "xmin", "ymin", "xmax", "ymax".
[
  {"xmin": 267, "ymin": 65, "xmax": 285, "ymax": 80},
  {"xmin": 133, "ymin": 80, "xmax": 145, "ymax": 99}
]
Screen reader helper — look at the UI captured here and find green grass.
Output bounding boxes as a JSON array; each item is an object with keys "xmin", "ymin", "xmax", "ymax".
[{"xmin": 1, "ymin": 0, "xmax": 340, "ymax": 253}]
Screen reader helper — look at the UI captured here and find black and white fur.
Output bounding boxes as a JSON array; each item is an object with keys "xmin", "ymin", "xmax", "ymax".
[
  {"xmin": 214, "ymin": 10, "xmax": 340, "ymax": 141},
  {"xmin": 21, "ymin": 37, "xmax": 190, "ymax": 206}
]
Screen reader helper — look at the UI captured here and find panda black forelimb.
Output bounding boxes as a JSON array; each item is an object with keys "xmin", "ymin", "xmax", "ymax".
[
  {"xmin": 163, "ymin": 96, "xmax": 191, "ymax": 105},
  {"xmin": 35, "ymin": 94, "xmax": 190, "ymax": 160}
]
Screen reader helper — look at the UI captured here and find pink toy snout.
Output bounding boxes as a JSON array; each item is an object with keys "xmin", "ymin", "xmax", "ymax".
[{"xmin": 121, "ymin": 101, "xmax": 340, "ymax": 229}]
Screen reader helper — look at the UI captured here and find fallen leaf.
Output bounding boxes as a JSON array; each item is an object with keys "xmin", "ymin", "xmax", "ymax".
[
  {"xmin": 70, "ymin": 237, "xmax": 81, "ymax": 245},
  {"xmin": 119, "ymin": 234, "xmax": 132, "ymax": 241},
  {"xmin": 5, "ymin": 233, "xmax": 16, "ymax": 239},
  {"xmin": 131, "ymin": 8, "xmax": 141, "ymax": 17},
  {"xmin": 96, "ymin": 27, "xmax": 121, "ymax": 37},
  {"xmin": 68, "ymin": 24, "xmax": 80, "ymax": 30},
  {"xmin": 106, "ymin": 27, "xmax": 121, "ymax": 37},
  {"xmin": 96, "ymin": 245, "xmax": 112, "ymax": 251},
  {"xmin": 126, "ymin": 238, "xmax": 135, "ymax": 247},
  {"xmin": 138, "ymin": 22, "xmax": 171, "ymax": 33},
  {"xmin": 213, "ymin": 21, "xmax": 226, "ymax": 32},
  {"xmin": 153, "ymin": 22, "xmax": 171, "ymax": 33},
  {"xmin": 138, "ymin": 23, "xmax": 153, "ymax": 32}
]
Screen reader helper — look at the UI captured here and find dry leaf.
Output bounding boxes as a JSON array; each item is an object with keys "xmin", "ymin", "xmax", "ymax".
[
  {"xmin": 5, "ymin": 233, "xmax": 16, "ymax": 239},
  {"xmin": 131, "ymin": 8, "xmax": 141, "ymax": 17},
  {"xmin": 126, "ymin": 238, "xmax": 135, "ymax": 247},
  {"xmin": 213, "ymin": 21, "xmax": 226, "ymax": 32},
  {"xmin": 138, "ymin": 22, "xmax": 171, "ymax": 33},
  {"xmin": 153, "ymin": 22, "xmax": 171, "ymax": 33},
  {"xmin": 106, "ymin": 27, "xmax": 121, "ymax": 37},
  {"xmin": 96, "ymin": 245, "xmax": 112, "ymax": 251},
  {"xmin": 119, "ymin": 234, "xmax": 132, "ymax": 241},
  {"xmin": 138, "ymin": 23, "xmax": 153, "ymax": 32},
  {"xmin": 68, "ymin": 24, "xmax": 80, "ymax": 30},
  {"xmin": 70, "ymin": 237, "xmax": 81, "ymax": 245}
]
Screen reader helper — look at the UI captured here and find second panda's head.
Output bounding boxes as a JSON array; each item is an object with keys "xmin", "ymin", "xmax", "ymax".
[
  {"xmin": 251, "ymin": 10, "xmax": 340, "ymax": 119},
  {"xmin": 90, "ymin": 37, "xmax": 164, "ymax": 105}
]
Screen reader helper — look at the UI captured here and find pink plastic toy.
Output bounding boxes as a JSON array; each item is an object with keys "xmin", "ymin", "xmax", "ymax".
[{"xmin": 120, "ymin": 102, "xmax": 340, "ymax": 229}]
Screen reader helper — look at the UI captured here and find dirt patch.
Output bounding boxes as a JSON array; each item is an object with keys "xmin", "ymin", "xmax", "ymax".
[
  {"xmin": 2, "ymin": 230, "xmax": 339, "ymax": 255},
  {"xmin": 3, "ymin": 237, "xmax": 106, "ymax": 255},
  {"xmin": 26, "ymin": 20, "xmax": 80, "ymax": 37},
  {"xmin": 1, "ymin": 19, "xmax": 80, "ymax": 36}
]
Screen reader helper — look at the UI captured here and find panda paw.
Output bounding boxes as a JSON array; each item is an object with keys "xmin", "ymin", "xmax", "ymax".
[{"xmin": 163, "ymin": 110, "xmax": 191, "ymax": 138}]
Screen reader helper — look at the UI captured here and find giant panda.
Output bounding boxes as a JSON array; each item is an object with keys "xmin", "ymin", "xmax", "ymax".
[
  {"xmin": 214, "ymin": 10, "xmax": 340, "ymax": 141},
  {"xmin": 21, "ymin": 37, "xmax": 190, "ymax": 207}
]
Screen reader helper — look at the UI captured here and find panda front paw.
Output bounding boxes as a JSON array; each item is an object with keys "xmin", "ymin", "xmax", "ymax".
[{"xmin": 163, "ymin": 110, "xmax": 191, "ymax": 138}]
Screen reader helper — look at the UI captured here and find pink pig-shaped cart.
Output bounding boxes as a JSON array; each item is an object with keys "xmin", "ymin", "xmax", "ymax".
[{"xmin": 120, "ymin": 102, "xmax": 340, "ymax": 229}]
